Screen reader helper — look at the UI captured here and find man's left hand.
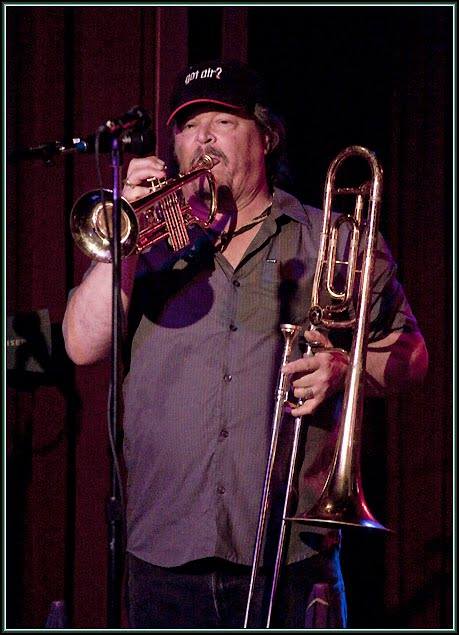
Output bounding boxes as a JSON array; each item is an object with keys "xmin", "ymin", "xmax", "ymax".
[{"xmin": 282, "ymin": 330, "xmax": 349, "ymax": 417}]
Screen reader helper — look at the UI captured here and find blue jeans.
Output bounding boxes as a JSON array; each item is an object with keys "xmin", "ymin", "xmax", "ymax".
[{"xmin": 127, "ymin": 552, "xmax": 347, "ymax": 629}]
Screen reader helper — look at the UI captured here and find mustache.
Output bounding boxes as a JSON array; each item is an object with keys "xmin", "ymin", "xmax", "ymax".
[{"xmin": 191, "ymin": 147, "xmax": 228, "ymax": 168}]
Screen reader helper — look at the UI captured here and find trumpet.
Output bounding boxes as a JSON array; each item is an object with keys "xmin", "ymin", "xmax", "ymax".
[
  {"xmin": 70, "ymin": 154, "xmax": 219, "ymax": 262},
  {"xmin": 244, "ymin": 145, "xmax": 387, "ymax": 628}
]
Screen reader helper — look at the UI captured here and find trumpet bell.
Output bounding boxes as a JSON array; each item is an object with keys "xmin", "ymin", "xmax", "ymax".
[{"xmin": 70, "ymin": 189, "xmax": 139, "ymax": 262}]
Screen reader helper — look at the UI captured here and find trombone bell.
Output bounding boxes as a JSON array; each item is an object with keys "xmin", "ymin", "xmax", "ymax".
[{"xmin": 288, "ymin": 498, "xmax": 388, "ymax": 531}]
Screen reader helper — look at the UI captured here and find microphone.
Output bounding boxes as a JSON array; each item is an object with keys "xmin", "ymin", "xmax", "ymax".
[
  {"xmin": 72, "ymin": 126, "xmax": 156, "ymax": 155},
  {"xmin": 10, "ymin": 123, "xmax": 156, "ymax": 164},
  {"xmin": 97, "ymin": 105, "xmax": 152, "ymax": 136}
]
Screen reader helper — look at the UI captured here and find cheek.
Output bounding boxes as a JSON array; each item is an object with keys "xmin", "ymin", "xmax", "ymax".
[
  {"xmin": 174, "ymin": 138, "xmax": 186, "ymax": 160},
  {"xmin": 174, "ymin": 135, "xmax": 193, "ymax": 162},
  {"xmin": 239, "ymin": 135, "xmax": 265, "ymax": 170}
]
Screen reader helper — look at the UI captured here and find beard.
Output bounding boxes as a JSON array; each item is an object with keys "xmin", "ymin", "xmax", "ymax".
[{"xmin": 175, "ymin": 147, "xmax": 233, "ymax": 213}]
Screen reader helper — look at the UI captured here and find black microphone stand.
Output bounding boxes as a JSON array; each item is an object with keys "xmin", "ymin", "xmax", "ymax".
[
  {"xmin": 106, "ymin": 135, "xmax": 124, "ymax": 629},
  {"xmin": 11, "ymin": 115, "xmax": 155, "ymax": 627}
]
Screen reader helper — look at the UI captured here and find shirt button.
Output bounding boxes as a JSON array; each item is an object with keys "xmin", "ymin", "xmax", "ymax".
[
  {"xmin": 233, "ymin": 280, "xmax": 240, "ymax": 287},
  {"xmin": 223, "ymin": 374, "xmax": 232, "ymax": 382},
  {"xmin": 220, "ymin": 429, "xmax": 229, "ymax": 438},
  {"xmin": 217, "ymin": 486, "xmax": 226, "ymax": 495},
  {"xmin": 229, "ymin": 323, "xmax": 238, "ymax": 331}
]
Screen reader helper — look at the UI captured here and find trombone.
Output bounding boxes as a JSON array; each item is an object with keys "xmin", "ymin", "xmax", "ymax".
[
  {"xmin": 70, "ymin": 154, "xmax": 219, "ymax": 261},
  {"xmin": 244, "ymin": 145, "xmax": 387, "ymax": 628}
]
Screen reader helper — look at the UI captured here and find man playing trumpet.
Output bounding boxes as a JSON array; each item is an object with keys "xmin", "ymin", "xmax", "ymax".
[{"xmin": 63, "ymin": 60, "xmax": 428, "ymax": 628}]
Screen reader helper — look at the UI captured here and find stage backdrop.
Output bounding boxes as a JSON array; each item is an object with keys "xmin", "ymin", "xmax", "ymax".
[{"xmin": 6, "ymin": 5, "xmax": 452, "ymax": 629}]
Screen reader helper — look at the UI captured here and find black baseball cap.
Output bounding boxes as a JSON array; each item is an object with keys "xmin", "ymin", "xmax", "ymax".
[{"xmin": 167, "ymin": 60, "xmax": 269, "ymax": 126}]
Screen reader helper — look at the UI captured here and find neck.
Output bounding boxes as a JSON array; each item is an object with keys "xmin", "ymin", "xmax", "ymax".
[
  {"xmin": 235, "ymin": 187, "xmax": 273, "ymax": 228},
  {"xmin": 216, "ymin": 182, "xmax": 272, "ymax": 233}
]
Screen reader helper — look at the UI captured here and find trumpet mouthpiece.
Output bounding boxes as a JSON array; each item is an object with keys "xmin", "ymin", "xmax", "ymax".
[{"xmin": 195, "ymin": 154, "xmax": 220, "ymax": 169}]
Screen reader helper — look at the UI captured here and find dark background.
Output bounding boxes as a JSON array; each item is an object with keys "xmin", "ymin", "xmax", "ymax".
[{"xmin": 6, "ymin": 5, "xmax": 453, "ymax": 629}]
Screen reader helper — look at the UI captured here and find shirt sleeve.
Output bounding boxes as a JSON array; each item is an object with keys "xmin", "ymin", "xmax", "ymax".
[{"xmin": 367, "ymin": 232, "xmax": 419, "ymax": 341}]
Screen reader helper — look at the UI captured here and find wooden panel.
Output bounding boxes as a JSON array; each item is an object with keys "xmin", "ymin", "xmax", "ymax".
[
  {"xmin": 68, "ymin": 7, "xmax": 153, "ymax": 627},
  {"xmin": 154, "ymin": 7, "xmax": 188, "ymax": 160},
  {"xmin": 384, "ymin": 11, "xmax": 452, "ymax": 628},
  {"xmin": 6, "ymin": 6, "xmax": 69, "ymax": 628},
  {"xmin": 222, "ymin": 7, "xmax": 248, "ymax": 61}
]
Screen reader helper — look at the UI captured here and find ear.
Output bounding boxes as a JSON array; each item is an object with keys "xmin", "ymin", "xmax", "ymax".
[{"xmin": 264, "ymin": 133, "xmax": 271, "ymax": 155}]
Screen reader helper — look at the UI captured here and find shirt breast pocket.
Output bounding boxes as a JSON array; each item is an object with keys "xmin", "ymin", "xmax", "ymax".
[
  {"xmin": 242, "ymin": 259, "xmax": 281, "ymax": 333},
  {"xmin": 267, "ymin": 257, "xmax": 312, "ymax": 326},
  {"xmin": 261, "ymin": 258, "xmax": 280, "ymax": 290}
]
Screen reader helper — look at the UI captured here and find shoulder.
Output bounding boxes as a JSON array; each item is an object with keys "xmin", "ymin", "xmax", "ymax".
[
  {"xmin": 269, "ymin": 188, "xmax": 325, "ymax": 260},
  {"xmin": 272, "ymin": 187, "xmax": 323, "ymax": 232}
]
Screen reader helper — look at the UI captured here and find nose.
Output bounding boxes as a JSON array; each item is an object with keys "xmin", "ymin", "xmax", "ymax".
[{"xmin": 196, "ymin": 121, "xmax": 216, "ymax": 145}]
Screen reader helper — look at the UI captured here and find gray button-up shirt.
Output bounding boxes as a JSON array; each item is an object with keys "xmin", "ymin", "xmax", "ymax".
[{"xmin": 122, "ymin": 188, "xmax": 418, "ymax": 567}]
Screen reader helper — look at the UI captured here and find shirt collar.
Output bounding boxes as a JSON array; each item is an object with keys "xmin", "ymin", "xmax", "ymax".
[{"xmin": 268, "ymin": 187, "xmax": 315, "ymax": 228}]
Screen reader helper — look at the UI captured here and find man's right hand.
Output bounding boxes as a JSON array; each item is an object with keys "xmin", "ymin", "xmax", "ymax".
[{"xmin": 122, "ymin": 156, "xmax": 168, "ymax": 202}]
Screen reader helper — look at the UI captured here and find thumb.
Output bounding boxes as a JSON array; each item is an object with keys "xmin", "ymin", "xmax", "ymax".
[{"xmin": 303, "ymin": 329, "xmax": 333, "ymax": 349}]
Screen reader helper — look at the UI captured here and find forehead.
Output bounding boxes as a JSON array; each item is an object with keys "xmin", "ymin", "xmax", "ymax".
[{"xmin": 174, "ymin": 104, "xmax": 253, "ymax": 127}]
